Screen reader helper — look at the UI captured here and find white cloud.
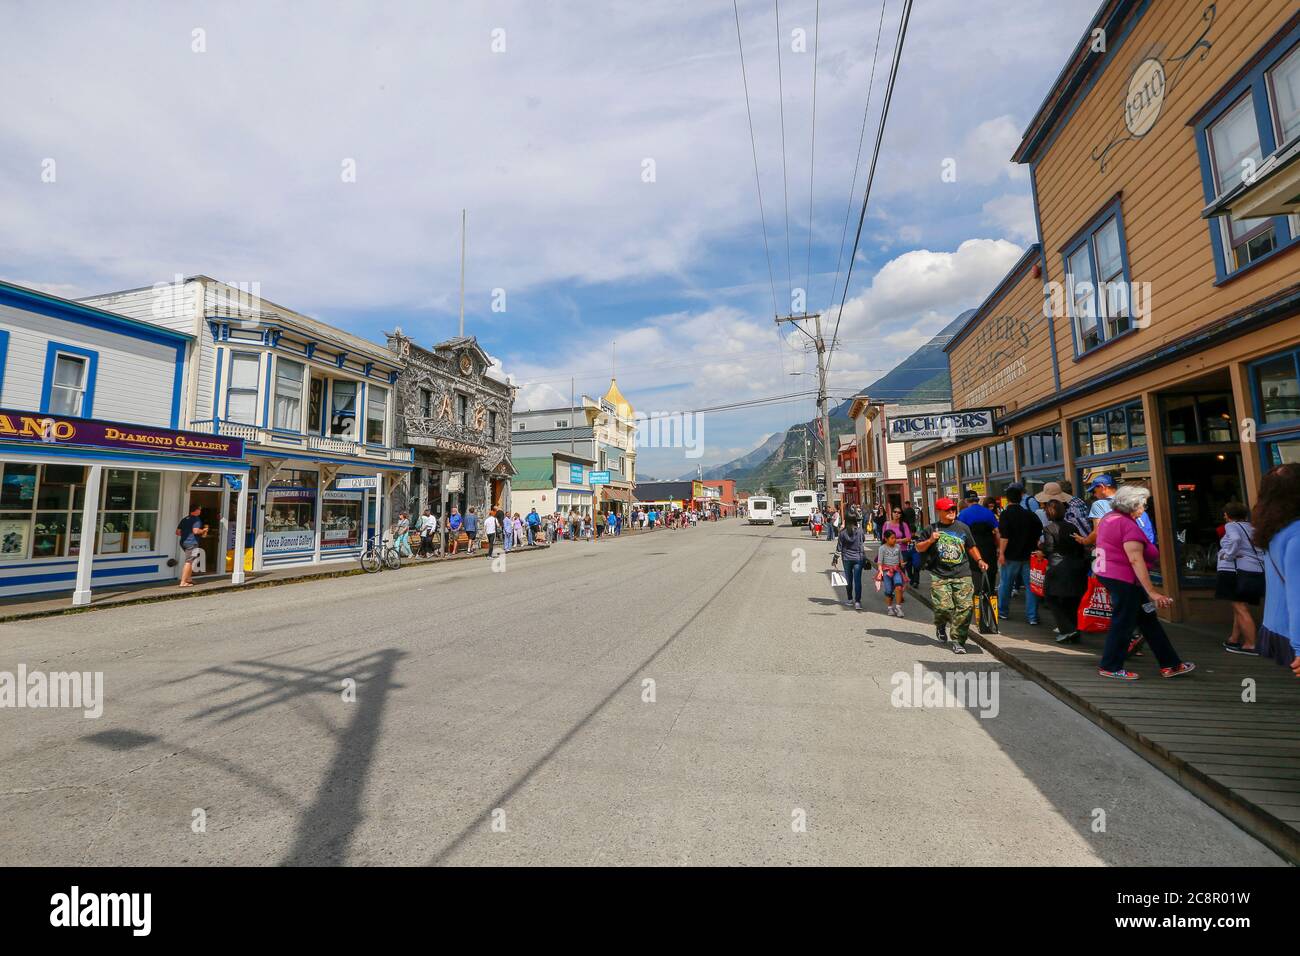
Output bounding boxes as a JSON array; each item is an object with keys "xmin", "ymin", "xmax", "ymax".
[{"xmin": 982, "ymin": 194, "xmax": 1038, "ymax": 244}]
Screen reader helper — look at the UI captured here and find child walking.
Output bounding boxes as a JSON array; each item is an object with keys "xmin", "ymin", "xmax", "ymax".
[{"xmin": 876, "ymin": 529, "xmax": 909, "ymax": 617}]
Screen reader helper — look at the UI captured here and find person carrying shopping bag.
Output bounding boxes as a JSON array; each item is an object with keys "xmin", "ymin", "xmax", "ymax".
[{"xmin": 836, "ymin": 513, "xmax": 867, "ymax": 610}]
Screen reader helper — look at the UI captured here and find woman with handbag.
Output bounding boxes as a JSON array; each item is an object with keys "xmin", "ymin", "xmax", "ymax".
[
  {"xmin": 1038, "ymin": 499, "xmax": 1089, "ymax": 644},
  {"xmin": 1217, "ymin": 501, "xmax": 1265, "ymax": 655}
]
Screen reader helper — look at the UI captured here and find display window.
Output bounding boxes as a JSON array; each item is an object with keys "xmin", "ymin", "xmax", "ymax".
[
  {"xmin": 0, "ymin": 464, "xmax": 161, "ymax": 560},
  {"xmin": 264, "ymin": 469, "xmax": 318, "ymax": 553},
  {"xmin": 321, "ymin": 491, "xmax": 362, "ymax": 548}
]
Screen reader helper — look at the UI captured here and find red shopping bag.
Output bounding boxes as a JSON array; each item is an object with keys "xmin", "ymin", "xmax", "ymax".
[
  {"xmin": 1076, "ymin": 576, "xmax": 1112, "ymax": 633},
  {"xmin": 1029, "ymin": 553, "xmax": 1048, "ymax": 598}
]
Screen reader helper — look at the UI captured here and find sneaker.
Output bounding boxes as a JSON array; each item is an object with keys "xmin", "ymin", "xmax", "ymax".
[
  {"xmin": 1027, "ymin": 619, "xmax": 1040, "ymax": 626},
  {"xmin": 844, "ymin": 600, "xmax": 854, "ymax": 607},
  {"xmin": 1160, "ymin": 662, "xmax": 1197, "ymax": 678},
  {"xmin": 1223, "ymin": 642, "xmax": 1258, "ymax": 656},
  {"xmin": 951, "ymin": 642, "xmax": 967, "ymax": 654},
  {"xmin": 854, "ymin": 601, "xmax": 862, "ymax": 610},
  {"xmin": 936, "ymin": 626, "xmax": 948, "ymax": 644},
  {"xmin": 1098, "ymin": 667, "xmax": 1140, "ymax": 680},
  {"xmin": 1052, "ymin": 627, "xmax": 1060, "ymax": 634},
  {"xmin": 895, "ymin": 606, "xmax": 905, "ymax": 619},
  {"xmin": 1055, "ymin": 630, "xmax": 1080, "ymax": 644}
]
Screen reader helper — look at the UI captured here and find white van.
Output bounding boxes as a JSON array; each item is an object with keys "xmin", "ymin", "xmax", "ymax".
[
  {"xmin": 788, "ymin": 490, "xmax": 817, "ymax": 526},
  {"xmin": 748, "ymin": 496, "xmax": 776, "ymax": 525}
]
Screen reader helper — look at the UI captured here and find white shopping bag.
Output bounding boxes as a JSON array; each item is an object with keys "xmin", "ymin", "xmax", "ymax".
[{"xmin": 830, "ymin": 570, "xmax": 847, "ymax": 589}]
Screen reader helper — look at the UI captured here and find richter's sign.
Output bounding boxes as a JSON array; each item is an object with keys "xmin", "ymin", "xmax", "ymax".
[{"xmin": 886, "ymin": 410, "xmax": 997, "ymax": 443}]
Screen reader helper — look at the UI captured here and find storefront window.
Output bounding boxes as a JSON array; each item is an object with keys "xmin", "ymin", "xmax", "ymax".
[
  {"xmin": 98, "ymin": 469, "xmax": 161, "ymax": 554},
  {"xmin": 321, "ymin": 491, "xmax": 362, "ymax": 548},
  {"xmin": 1019, "ymin": 426, "xmax": 1063, "ymax": 469},
  {"xmin": 1073, "ymin": 401, "xmax": 1145, "ymax": 457},
  {"xmin": 1254, "ymin": 351, "xmax": 1300, "ymax": 424},
  {"xmin": 1162, "ymin": 393, "xmax": 1236, "ymax": 445},
  {"xmin": 264, "ymin": 470, "xmax": 318, "ymax": 554},
  {"xmin": 1267, "ymin": 438, "xmax": 1300, "ymax": 467}
]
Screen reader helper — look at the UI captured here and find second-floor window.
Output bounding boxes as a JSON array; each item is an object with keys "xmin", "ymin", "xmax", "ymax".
[
  {"xmin": 1063, "ymin": 203, "xmax": 1130, "ymax": 355},
  {"xmin": 49, "ymin": 353, "xmax": 89, "ymax": 416},
  {"xmin": 330, "ymin": 380, "xmax": 357, "ymax": 439},
  {"xmin": 488, "ymin": 409, "xmax": 497, "ymax": 436},
  {"xmin": 367, "ymin": 385, "xmax": 387, "ymax": 445},
  {"xmin": 1208, "ymin": 95, "xmax": 1276, "ymax": 271},
  {"xmin": 457, "ymin": 394, "xmax": 469, "ymax": 426},
  {"xmin": 308, "ymin": 377, "xmax": 324, "ymax": 435},
  {"xmin": 227, "ymin": 352, "xmax": 260, "ymax": 425},
  {"xmin": 1197, "ymin": 33, "xmax": 1300, "ymax": 279},
  {"xmin": 420, "ymin": 388, "xmax": 432, "ymax": 418},
  {"xmin": 274, "ymin": 358, "xmax": 304, "ymax": 431}
]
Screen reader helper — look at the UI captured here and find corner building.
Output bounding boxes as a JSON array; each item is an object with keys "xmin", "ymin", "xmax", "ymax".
[{"xmin": 907, "ymin": 0, "xmax": 1300, "ymax": 623}]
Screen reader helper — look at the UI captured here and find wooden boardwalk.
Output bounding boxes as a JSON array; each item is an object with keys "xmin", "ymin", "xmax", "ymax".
[{"xmin": 910, "ymin": 572, "xmax": 1300, "ymax": 862}]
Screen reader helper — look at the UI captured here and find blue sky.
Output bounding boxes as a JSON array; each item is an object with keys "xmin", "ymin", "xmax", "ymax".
[{"xmin": 0, "ymin": 0, "xmax": 1099, "ymax": 478}]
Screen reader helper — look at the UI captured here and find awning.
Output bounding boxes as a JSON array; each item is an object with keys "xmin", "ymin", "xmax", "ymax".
[
  {"xmin": 1202, "ymin": 136, "xmax": 1300, "ymax": 220},
  {"xmin": 599, "ymin": 485, "xmax": 634, "ymax": 504}
]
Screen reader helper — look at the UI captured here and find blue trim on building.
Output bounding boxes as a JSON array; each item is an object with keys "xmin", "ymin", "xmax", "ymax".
[
  {"xmin": 0, "ymin": 280, "xmax": 192, "ymax": 350},
  {"xmin": 1028, "ymin": 163, "xmax": 1062, "ymax": 392},
  {"xmin": 1191, "ymin": 19, "xmax": 1300, "ymax": 283},
  {"xmin": 40, "ymin": 342, "xmax": 99, "ymax": 417},
  {"xmin": 0, "ymin": 329, "xmax": 9, "ymax": 401},
  {"xmin": 212, "ymin": 348, "xmax": 224, "ymax": 425},
  {"xmin": 0, "ymin": 441, "xmax": 248, "ymax": 471},
  {"xmin": 0, "ymin": 563, "xmax": 163, "ymax": 589},
  {"xmin": 1060, "ymin": 195, "xmax": 1133, "ymax": 360}
]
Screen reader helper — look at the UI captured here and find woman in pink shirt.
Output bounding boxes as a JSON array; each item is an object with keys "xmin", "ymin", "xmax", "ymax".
[{"xmin": 1094, "ymin": 484, "xmax": 1195, "ymax": 681}]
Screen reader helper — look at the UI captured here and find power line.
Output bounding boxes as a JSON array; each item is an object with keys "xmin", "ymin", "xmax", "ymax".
[
  {"xmin": 825, "ymin": 0, "xmax": 888, "ymax": 322},
  {"xmin": 803, "ymin": 0, "xmax": 819, "ymax": 302},
  {"xmin": 774, "ymin": 0, "xmax": 793, "ymax": 303},
  {"xmin": 732, "ymin": 0, "xmax": 780, "ymax": 320},
  {"xmin": 827, "ymin": 0, "xmax": 914, "ymax": 375}
]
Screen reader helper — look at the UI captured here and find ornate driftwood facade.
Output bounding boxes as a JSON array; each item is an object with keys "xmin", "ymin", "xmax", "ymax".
[{"xmin": 386, "ymin": 331, "xmax": 515, "ymax": 519}]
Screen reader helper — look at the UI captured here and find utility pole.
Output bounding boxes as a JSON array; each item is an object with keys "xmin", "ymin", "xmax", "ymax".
[{"xmin": 775, "ymin": 312, "xmax": 836, "ymax": 509}]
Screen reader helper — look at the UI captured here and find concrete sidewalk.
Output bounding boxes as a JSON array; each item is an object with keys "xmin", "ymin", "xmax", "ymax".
[{"xmin": 907, "ymin": 566, "xmax": 1300, "ymax": 863}]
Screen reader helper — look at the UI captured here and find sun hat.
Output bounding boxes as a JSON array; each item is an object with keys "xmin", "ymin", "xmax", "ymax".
[{"xmin": 1032, "ymin": 481, "xmax": 1072, "ymax": 505}]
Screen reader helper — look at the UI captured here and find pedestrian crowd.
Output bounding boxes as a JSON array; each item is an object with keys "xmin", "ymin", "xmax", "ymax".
[{"xmin": 828, "ymin": 462, "xmax": 1300, "ymax": 681}]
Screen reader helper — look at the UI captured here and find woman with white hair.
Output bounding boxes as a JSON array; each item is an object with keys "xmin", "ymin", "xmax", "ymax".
[{"xmin": 1094, "ymin": 483, "xmax": 1196, "ymax": 681}]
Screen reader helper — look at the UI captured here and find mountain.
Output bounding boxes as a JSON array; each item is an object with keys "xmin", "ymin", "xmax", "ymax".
[
  {"xmin": 709, "ymin": 311, "xmax": 973, "ymax": 493},
  {"xmin": 676, "ymin": 431, "xmax": 784, "ymax": 481}
]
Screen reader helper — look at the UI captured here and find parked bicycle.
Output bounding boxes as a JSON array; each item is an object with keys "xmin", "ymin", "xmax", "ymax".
[{"xmin": 360, "ymin": 531, "xmax": 402, "ymax": 573}]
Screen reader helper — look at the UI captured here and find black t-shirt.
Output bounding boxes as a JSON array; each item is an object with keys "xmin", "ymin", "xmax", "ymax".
[
  {"xmin": 999, "ymin": 502, "xmax": 1040, "ymax": 561},
  {"xmin": 900, "ymin": 507, "xmax": 917, "ymax": 535},
  {"xmin": 921, "ymin": 520, "xmax": 975, "ymax": 579}
]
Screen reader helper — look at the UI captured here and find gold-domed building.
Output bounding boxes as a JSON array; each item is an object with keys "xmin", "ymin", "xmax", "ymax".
[{"xmin": 582, "ymin": 377, "xmax": 638, "ymax": 515}]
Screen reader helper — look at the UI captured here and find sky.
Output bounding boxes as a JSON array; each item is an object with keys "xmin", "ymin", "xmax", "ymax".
[{"xmin": 0, "ymin": 0, "xmax": 1100, "ymax": 479}]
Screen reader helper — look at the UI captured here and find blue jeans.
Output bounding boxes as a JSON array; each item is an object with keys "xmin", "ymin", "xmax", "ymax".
[
  {"xmin": 881, "ymin": 569, "xmax": 905, "ymax": 597},
  {"xmin": 998, "ymin": 560, "xmax": 1039, "ymax": 622},
  {"xmin": 843, "ymin": 559, "xmax": 864, "ymax": 603}
]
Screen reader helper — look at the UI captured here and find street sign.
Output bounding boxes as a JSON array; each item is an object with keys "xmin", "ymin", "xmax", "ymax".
[
  {"xmin": 837, "ymin": 472, "xmax": 881, "ymax": 480},
  {"xmin": 588, "ymin": 471, "xmax": 610, "ymax": 485}
]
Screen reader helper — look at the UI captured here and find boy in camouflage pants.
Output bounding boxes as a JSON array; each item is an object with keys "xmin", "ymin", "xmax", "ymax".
[{"xmin": 914, "ymin": 497, "xmax": 988, "ymax": 654}]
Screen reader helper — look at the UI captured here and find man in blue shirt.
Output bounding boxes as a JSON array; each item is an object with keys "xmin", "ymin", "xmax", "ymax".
[
  {"xmin": 526, "ymin": 507, "xmax": 540, "ymax": 545},
  {"xmin": 957, "ymin": 491, "xmax": 1001, "ymax": 595},
  {"xmin": 463, "ymin": 507, "xmax": 479, "ymax": 552},
  {"xmin": 448, "ymin": 507, "xmax": 463, "ymax": 554}
]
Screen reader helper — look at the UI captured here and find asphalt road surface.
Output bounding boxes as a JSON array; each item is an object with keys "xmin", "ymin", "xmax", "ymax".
[{"xmin": 0, "ymin": 520, "xmax": 1283, "ymax": 865}]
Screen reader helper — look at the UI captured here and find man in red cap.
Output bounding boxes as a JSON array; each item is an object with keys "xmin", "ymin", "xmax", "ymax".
[{"xmin": 914, "ymin": 497, "xmax": 989, "ymax": 653}]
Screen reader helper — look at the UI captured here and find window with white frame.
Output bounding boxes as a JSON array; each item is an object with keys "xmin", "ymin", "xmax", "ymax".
[
  {"xmin": 1268, "ymin": 41, "xmax": 1300, "ymax": 149},
  {"xmin": 273, "ymin": 358, "xmax": 305, "ymax": 431},
  {"xmin": 366, "ymin": 385, "xmax": 387, "ymax": 445},
  {"xmin": 1207, "ymin": 95, "xmax": 1276, "ymax": 271},
  {"xmin": 50, "ymin": 353, "xmax": 88, "ymax": 416},
  {"xmin": 1063, "ymin": 204, "xmax": 1131, "ymax": 355},
  {"xmin": 330, "ymin": 380, "xmax": 357, "ymax": 439},
  {"xmin": 226, "ymin": 352, "xmax": 260, "ymax": 424}
]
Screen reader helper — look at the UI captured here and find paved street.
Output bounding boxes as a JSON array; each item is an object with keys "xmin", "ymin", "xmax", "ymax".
[{"xmin": 0, "ymin": 520, "xmax": 1283, "ymax": 866}]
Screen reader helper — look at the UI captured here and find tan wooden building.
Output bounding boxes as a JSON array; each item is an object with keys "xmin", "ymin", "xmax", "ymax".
[{"xmin": 907, "ymin": 0, "xmax": 1300, "ymax": 622}]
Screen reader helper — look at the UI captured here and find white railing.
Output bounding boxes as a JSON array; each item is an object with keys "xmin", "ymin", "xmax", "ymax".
[{"xmin": 189, "ymin": 421, "xmax": 413, "ymax": 463}]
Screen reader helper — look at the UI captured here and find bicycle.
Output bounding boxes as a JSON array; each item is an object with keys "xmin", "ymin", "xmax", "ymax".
[{"xmin": 359, "ymin": 532, "xmax": 402, "ymax": 573}]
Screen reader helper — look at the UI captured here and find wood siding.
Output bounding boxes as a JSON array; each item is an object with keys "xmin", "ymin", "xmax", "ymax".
[
  {"xmin": 1034, "ymin": 0, "xmax": 1300, "ymax": 392},
  {"xmin": 948, "ymin": 262, "xmax": 1056, "ymax": 413}
]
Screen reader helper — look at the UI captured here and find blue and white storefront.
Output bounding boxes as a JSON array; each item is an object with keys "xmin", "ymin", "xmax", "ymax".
[{"xmin": 0, "ymin": 278, "xmax": 251, "ymax": 603}]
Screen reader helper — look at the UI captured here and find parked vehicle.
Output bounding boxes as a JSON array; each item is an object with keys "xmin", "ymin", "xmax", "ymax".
[
  {"xmin": 788, "ymin": 490, "xmax": 817, "ymax": 526},
  {"xmin": 748, "ymin": 496, "xmax": 776, "ymax": 525}
]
